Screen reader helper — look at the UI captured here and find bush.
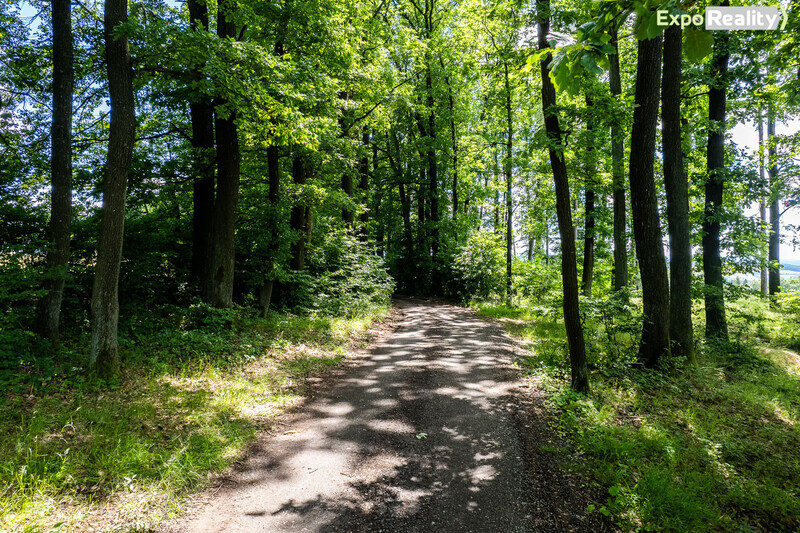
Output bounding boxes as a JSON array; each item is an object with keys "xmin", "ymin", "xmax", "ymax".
[{"xmin": 446, "ymin": 230, "xmax": 505, "ymax": 301}]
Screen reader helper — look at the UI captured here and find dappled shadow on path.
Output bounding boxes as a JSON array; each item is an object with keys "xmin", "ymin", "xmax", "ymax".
[{"xmin": 167, "ymin": 299, "xmax": 603, "ymax": 532}]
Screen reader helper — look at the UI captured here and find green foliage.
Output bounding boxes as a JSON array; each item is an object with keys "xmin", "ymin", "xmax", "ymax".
[
  {"xmin": 0, "ymin": 302, "xmax": 388, "ymax": 531},
  {"xmin": 446, "ymin": 230, "xmax": 505, "ymax": 301}
]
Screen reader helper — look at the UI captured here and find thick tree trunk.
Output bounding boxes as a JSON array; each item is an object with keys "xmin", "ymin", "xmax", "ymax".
[
  {"xmin": 537, "ymin": 0, "xmax": 589, "ymax": 393},
  {"xmin": 757, "ymin": 113, "xmax": 768, "ymax": 297},
  {"xmin": 504, "ymin": 62, "xmax": 513, "ymax": 303},
  {"xmin": 662, "ymin": 25, "xmax": 695, "ymax": 364},
  {"xmin": 608, "ymin": 25, "xmax": 628, "ymax": 292},
  {"xmin": 90, "ymin": 0, "xmax": 135, "ymax": 377},
  {"xmin": 207, "ymin": 0, "xmax": 241, "ymax": 308},
  {"xmin": 768, "ymin": 108, "xmax": 780, "ymax": 295},
  {"xmin": 35, "ymin": 0, "xmax": 73, "ymax": 342},
  {"xmin": 629, "ymin": 32, "xmax": 671, "ymax": 367},
  {"xmin": 188, "ymin": 0, "xmax": 215, "ymax": 289},
  {"xmin": 703, "ymin": 24, "xmax": 730, "ymax": 339}
]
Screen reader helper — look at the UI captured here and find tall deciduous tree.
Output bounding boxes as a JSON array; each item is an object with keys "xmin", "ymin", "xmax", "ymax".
[
  {"xmin": 608, "ymin": 24, "xmax": 628, "ymax": 292},
  {"xmin": 537, "ymin": 0, "xmax": 589, "ymax": 393},
  {"xmin": 768, "ymin": 106, "xmax": 781, "ymax": 295},
  {"xmin": 188, "ymin": 0, "xmax": 216, "ymax": 291},
  {"xmin": 661, "ymin": 24, "xmax": 695, "ymax": 364},
  {"xmin": 90, "ymin": 0, "xmax": 136, "ymax": 376},
  {"xmin": 703, "ymin": 21, "xmax": 730, "ymax": 340},
  {"xmin": 206, "ymin": 0, "xmax": 241, "ymax": 307},
  {"xmin": 35, "ymin": 0, "xmax": 73, "ymax": 342},
  {"xmin": 629, "ymin": 28, "xmax": 670, "ymax": 367}
]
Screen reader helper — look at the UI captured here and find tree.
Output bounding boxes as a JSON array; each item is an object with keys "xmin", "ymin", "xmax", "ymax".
[
  {"xmin": 536, "ymin": 0, "xmax": 589, "ymax": 393},
  {"xmin": 661, "ymin": 24, "xmax": 695, "ymax": 364},
  {"xmin": 768, "ymin": 106, "xmax": 780, "ymax": 295},
  {"xmin": 608, "ymin": 23, "xmax": 628, "ymax": 292},
  {"xmin": 703, "ymin": 18, "xmax": 730, "ymax": 340},
  {"xmin": 206, "ymin": 0, "xmax": 241, "ymax": 308},
  {"xmin": 90, "ymin": 0, "xmax": 136, "ymax": 377},
  {"xmin": 35, "ymin": 0, "xmax": 73, "ymax": 342},
  {"xmin": 628, "ymin": 26, "xmax": 670, "ymax": 367}
]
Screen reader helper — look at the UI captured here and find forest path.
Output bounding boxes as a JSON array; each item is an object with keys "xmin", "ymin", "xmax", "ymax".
[{"xmin": 164, "ymin": 298, "xmax": 608, "ymax": 532}]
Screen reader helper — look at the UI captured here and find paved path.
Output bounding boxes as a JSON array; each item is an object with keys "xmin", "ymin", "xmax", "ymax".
[{"xmin": 165, "ymin": 299, "xmax": 605, "ymax": 532}]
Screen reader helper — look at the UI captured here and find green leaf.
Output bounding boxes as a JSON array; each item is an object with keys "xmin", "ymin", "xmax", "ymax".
[
  {"xmin": 580, "ymin": 53, "xmax": 604, "ymax": 76},
  {"xmin": 683, "ymin": 26, "xmax": 714, "ymax": 63}
]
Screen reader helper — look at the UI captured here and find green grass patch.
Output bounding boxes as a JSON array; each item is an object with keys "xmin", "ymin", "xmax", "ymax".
[
  {"xmin": 0, "ymin": 303, "xmax": 389, "ymax": 532},
  {"xmin": 483, "ymin": 299, "xmax": 800, "ymax": 532}
]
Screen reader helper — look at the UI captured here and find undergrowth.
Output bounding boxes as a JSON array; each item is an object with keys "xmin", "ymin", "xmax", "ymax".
[
  {"xmin": 478, "ymin": 296, "xmax": 800, "ymax": 532},
  {"xmin": 0, "ymin": 302, "xmax": 389, "ymax": 532}
]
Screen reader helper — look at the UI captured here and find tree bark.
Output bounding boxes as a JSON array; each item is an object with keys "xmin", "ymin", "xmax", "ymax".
[
  {"xmin": 662, "ymin": 25, "xmax": 695, "ymax": 364},
  {"xmin": 629, "ymin": 31, "xmax": 671, "ymax": 367},
  {"xmin": 504, "ymin": 61, "xmax": 513, "ymax": 303},
  {"xmin": 188, "ymin": 0, "xmax": 216, "ymax": 289},
  {"xmin": 703, "ymin": 23, "xmax": 730, "ymax": 339},
  {"xmin": 35, "ymin": 0, "xmax": 73, "ymax": 342},
  {"xmin": 290, "ymin": 151, "xmax": 307, "ymax": 271},
  {"xmin": 768, "ymin": 107, "xmax": 780, "ymax": 295},
  {"xmin": 537, "ymin": 0, "xmax": 589, "ymax": 393},
  {"xmin": 757, "ymin": 112, "xmax": 768, "ymax": 297},
  {"xmin": 358, "ymin": 130, "xmax": 370, "ymax": 239},
  {"xmin": 581, "ymin": 96, "xmax": 595, "ymax": 298},
  {"xmin": 207, "ymin": 0, "xmax": 241, "ymax": 308},
  {"xmin": 90, "ymin": 0, "xmax": 136, "ymax": 377},
  {"xmin": 608, "ymin": 25, "xmax": 628, "ymax": 292}
]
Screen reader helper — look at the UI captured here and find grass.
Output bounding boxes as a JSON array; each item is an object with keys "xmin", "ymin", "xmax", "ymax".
[
  {"xmin": 477, "ymin": 297, "xmax": 800, "ymax": 532},
  {"xmin": 0, "ymin": 303, "xmax": 389, "ymax": 532}
]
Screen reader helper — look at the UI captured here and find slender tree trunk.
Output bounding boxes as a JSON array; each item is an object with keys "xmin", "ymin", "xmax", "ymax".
[
  {"xmin": 290, "ymin": 152, "xmax": 307, "ymax": 271},
  {"xmin": 537, "ymin": 0, "xmax": 589, "ymax": 393},
  {"xmin": 768, "ymin": 107, "xmax": 780, "ymax": 295},
  {"xmin": 581, "ymin": 96, "xmax": 595, "ymax": 298},
  {"xmin": 703, "ymin": 22, "xmax": 730, "ymax": 339},
  {"xmin": 629, "ymin": 31, "xmax": 671, "ymax": 367},
  {"xmin": 188, "ymin": 0, "xmax": 215, "ymax": 289},
  {"xmin": 358, "ymin": 131, "xmax": 370, "ymax": 239},
  {"xmin": 504, "ymin": 61, "xmax": 513, "ymax": 303},
  {"xmin": 426, "ymin": 67, "xmax": 440, "ymax": 291},
  {"xmin": 35, "ymin": 0, "xmax": 73, "ymax": 342},
  {"xmin": 341, "ymin": 113, "xmax": 355, "ymax": 226},
  {"xmin": 259, "ymin": 144, "xmax": 280, "ymax": 315},
  {"xmin": 662, "ymin": 25, "xmax": 695, "ymax": 364},
  {"xmin": 758, "ymin": 112, "xmax": 768, "ymax": 297},
  {"xmin": 90, "ymin": 0, "xmax": 135, "ymax": 377},
  {"xmin": 445, "ymin": 75, "xmax": 458, "ymax": 218},
  {"xmin": 207, "ymin": 0, "xmax": 241, "ymax": 308},
  {"xmin": 608, "ymin": 25, "xmax": 628, "ymax": 292}
]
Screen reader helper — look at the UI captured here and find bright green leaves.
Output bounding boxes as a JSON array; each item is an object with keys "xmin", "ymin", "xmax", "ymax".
[{"xmin": 683, "ymin": 26, "xmax": 714, "ymax": 63}]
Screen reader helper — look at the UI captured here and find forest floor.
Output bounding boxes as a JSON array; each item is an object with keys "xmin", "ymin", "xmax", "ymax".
[{"xmin": 162, "ymin": 298, "xmax": 612, "ymax": 533}]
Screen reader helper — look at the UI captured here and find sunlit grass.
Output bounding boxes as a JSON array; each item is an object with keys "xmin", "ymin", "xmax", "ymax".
[
  {"xmin": 0, "ymin": 304, "xmax": 389, "ymax": 532},
  {"xmin": 481, "ymin": 299, "xmax": 800, "ymax": 532}
]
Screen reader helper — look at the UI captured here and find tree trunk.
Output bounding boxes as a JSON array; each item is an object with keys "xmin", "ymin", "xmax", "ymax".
[
  {"xmin": 504, "ymin": 61, "xmax": 513, "ymax": 303},
  {"xmin": 629, "ymin": 31, "xmax": 671, "ymax": 367},
  {"xmin": 757, "ymin": 112, "xmax": 768, "ymax": 297},
  {"xmin": 703, "ymin": 21, "xmax": 730, "ymax": 339},
  {"xmin": 537, "ymin": 0, "xmax": 589, "ymax": 393},
  {"xmin": 608, "ymin": 25, "xmax": 628, "ymax": 292},
  {"xmin": 188, "ymin": 0, "xmax": 215, "ymax": 289},
  {"xmin": 662, "ymin": 25, "xmax": 695, "ymax": 364},
  {"xmin": 426, "ymin": 67, "xmax": 440, "ymax": 291},
  {"xmin": 90, "ymin": 0, "xmax": 135, "ymax": 377},
  {"xmin": 768, "ymin": 107, "xmax": 780, "ymax": 295},
  {"xmin": 207, "ymin": 0, "xmax": 241, "ymax": 308},
  {"xmin": 581, "ymin": 96, "xmax": 595, "ymax": 298},
  {"xmin": 35, "ymin": 0, "xmax": 73, "ymax": 342},
  {"xmin": 358, "ymin": 130, "xmax": 370, "ymax": 239},
  {"xmin": 290, "ymin": 152, "xmax": 307, "ymax": 271}
]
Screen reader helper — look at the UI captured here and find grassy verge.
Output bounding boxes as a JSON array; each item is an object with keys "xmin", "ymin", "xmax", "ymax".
[
  {"xmin": 0, "ymin": 303, "xmax": 389, "ymax": 532},
  {"xmin": 476, "ymin": 300, "xmax": 800, "ymax": 532}
]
